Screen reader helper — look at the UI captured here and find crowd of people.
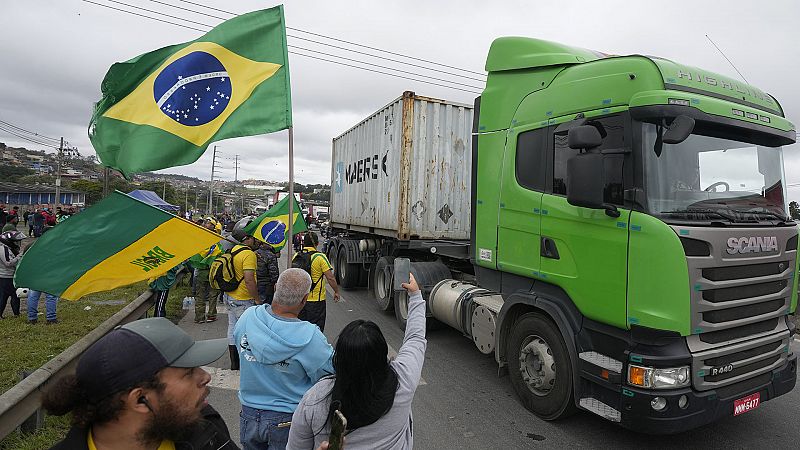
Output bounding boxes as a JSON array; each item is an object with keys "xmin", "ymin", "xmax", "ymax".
[
  {"xmin": 0, "ymin": 203, "xmax": 72, "ymax": 323},
  {"xmin": 40, "ymin": 214, "xmax": 428, "ymax": 450}
]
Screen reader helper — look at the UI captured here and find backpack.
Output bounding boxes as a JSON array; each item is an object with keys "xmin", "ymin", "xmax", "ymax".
[
  {"xmin": 292, "ymin": 249, "xmax": 324, "ymax": 292},
  {"xmin": 209, "ymin": 247, "xmax": 248, "ymax": 292}
]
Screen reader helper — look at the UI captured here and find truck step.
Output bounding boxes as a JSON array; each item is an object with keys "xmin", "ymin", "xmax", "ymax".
[
  {"xmin": 578, "ymin": 351, "xmax": 623, "ymax": 374},
  {"xmin": 579, "ymin": 397, "xmax": 621, "ymax": 422}
]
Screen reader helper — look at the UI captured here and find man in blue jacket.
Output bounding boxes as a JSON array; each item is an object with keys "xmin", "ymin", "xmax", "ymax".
[{"xmin": 234, "ymin": 268, "xmax": 334, "ymax": 450}]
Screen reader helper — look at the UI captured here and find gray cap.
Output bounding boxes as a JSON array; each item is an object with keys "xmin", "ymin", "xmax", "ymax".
[{"xmin": 76, "ymin": 317, "xmax": 227, "ymax": 400}]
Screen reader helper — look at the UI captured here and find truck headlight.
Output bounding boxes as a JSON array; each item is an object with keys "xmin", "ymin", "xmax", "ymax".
[{"xmin": 628, "ymin": 365, "xmax": 690, "ymax": 389}]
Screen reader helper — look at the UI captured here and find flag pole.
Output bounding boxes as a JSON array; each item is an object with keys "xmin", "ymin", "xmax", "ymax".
[{"xmin": 287, "ymin": 126, "xmax": 294, "ymax": 267}]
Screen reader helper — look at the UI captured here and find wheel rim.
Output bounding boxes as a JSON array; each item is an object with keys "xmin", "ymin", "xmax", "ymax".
[
  {"xmin": 377, "ymin": 265, "xmax": 390, "ymax": 300},
  {"xmin": 397, "ymin": 292, "xmax": 409, "ymax": 321},
  {"xmin": 518, "ymin": 335, "xmax": 557, "ymax": 396},
  {"xmin": 338, "ymin": 251, "xmax": 347, "ymax": 280}
]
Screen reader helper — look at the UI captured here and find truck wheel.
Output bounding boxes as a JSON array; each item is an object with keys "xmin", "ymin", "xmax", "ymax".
[
  {"xmin": 374, "ymin": 257, "xmax": 395, "ymax": 311},
  {"xmin": 507, "ymin": 313, "xmax": 577, "ymax": 420},
  {"xmin": 337, "ymin": 248, "xmax": 360, "ymax": 289},
  {"xmin": 394, "ymin": 291, "xmax": 409, "ymax": 330},
  {"xmin": 327, "ymin": 244, "xmax": 340, "ymax": 285}
]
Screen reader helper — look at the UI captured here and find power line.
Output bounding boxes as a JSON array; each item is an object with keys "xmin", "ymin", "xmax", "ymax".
[
  {"xmin": 83, "ymin": 0, "xmax": 484, "ymax": 94},
  {"xmin": 0, "ymin": 125, "xmax": 60, "ymax": 149},
  {"xmin": 0, "ymin": 119, "xmax": 61, "ymax": 143},
  {"xmin": 705, "ymin": 34, "xmax": 749, "ymax": 84},
  {"xmin": 171, "ymin": 0, "xmax": 486, "ymax": 77}
]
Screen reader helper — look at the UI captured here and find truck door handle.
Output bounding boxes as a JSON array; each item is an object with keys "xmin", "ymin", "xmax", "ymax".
[{"xmin": 540, "ymin": 237, "xmax": 560, "ymax": 259}]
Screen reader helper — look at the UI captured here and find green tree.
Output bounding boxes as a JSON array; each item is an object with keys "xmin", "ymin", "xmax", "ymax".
[
  {"xmin": 17, "ymin": 174, "xmax": 54, "ymax": 185},
  {"xmin": 0, "ymin": 166, "xmax": 34, "ymax": 182},
  {"xmin": 70, "ymin": 180, "xmax": 103, "ymax": 205},
  {"xmin": 789, "ymin": 201, "xmax": 800, "ymax": 220}
]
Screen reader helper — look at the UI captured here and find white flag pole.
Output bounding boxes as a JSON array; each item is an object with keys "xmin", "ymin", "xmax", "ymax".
[{"xmin": 287, "ymin": 126, "xmax": 295, "ymax": 267}]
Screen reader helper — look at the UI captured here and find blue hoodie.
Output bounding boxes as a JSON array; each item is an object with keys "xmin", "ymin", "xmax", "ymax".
[{"xmin": 234, "ymin": 305, "xmax": 334, "ymax": 412}]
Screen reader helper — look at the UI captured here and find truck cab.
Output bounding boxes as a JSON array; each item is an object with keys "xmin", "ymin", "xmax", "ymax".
[{"xmin": 473, "ymin": 37, "xmax": 797, "ymax": 433}]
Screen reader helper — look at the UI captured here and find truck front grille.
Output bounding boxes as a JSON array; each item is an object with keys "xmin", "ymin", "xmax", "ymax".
[{"xmin": 692, "ymin": 332, "xmax": 790, "ymax": 390}]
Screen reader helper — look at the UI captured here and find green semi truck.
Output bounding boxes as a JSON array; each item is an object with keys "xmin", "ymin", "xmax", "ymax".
[{"xmin": 327, "ymin": 37, "xmax": 797, "ymax": 433}]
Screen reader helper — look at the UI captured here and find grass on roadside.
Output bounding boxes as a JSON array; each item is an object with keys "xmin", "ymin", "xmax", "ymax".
[{"xmin": 0, "ymin": 274, "xmax": 193, "ymax": 450}]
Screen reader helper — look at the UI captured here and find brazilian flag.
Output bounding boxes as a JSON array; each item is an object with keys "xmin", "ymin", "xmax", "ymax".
[
  {"xmin": 244, "ymin": 195, "xmax": 307, "ymax": 251},
  {"xmin": 14, "ymin": 192, "xmax": 220, "ymax": 300},
  {"xmin": 89, "ymin": 6, "xmax": 291, "ymax": 177}
]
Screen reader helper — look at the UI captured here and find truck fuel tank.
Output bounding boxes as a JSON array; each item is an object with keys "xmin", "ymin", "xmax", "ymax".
[{"xmin": 430, "ymin": 280, "xmax": 504, "ymax": 354}]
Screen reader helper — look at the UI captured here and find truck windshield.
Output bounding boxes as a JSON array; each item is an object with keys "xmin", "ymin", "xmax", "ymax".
[{"xmin": 642, "ymin": 122, "xmax": 789, "ymax": 223}]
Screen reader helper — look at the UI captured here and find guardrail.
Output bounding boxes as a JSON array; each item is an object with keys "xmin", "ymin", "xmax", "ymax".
[{"xmin": 0, "ymin": 290, "xmax": 155, "ymax": 439}]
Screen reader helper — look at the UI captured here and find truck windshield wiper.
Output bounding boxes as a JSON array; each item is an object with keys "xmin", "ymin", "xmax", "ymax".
[{"xmin": 660, "ymin": 208, "xmax": 740, "ymax": 223}]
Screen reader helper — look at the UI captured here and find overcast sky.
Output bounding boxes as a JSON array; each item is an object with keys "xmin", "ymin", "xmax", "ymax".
[{"xmin": 2, "ymin": 1, "xmax": 799, "ymax": 199}]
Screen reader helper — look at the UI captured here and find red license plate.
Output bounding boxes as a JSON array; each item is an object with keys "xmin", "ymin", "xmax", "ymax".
[{"xmin": 733, "ymin": 392, "xmax": 761, "ymax": 416}]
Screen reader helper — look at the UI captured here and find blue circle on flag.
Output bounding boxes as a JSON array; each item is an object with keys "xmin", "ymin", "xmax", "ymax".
[
  {"xmin": 153, "ymin": 51, "xmax": 232, "ymax": 126},
  {"xmin": 261, "ymin": 221, "xmax": 286, "ymax": 245}
]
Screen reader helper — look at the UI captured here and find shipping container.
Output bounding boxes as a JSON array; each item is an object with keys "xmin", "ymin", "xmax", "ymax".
[{"xmin": 330, "ymin": 91, "xmax": 473, "ymax": 240}]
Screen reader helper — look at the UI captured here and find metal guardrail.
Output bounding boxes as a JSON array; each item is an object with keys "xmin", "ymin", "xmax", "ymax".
[{"xmin": 0, "ymin": 290, "xmax": 155, "ymax": 439}]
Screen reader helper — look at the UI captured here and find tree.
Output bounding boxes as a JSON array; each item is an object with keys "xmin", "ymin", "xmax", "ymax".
[
  {"xmin": 0, "ymin": 166, "xmax": 34, "ymax": 183},
  {"xmin": 17, "ymin": 174, "xmax": 54, "ymax": 185},
  {"xmin": 789, "ymin": 201, "xmax": 800, "ymax": 220},
  {"xmin": 70, "ymin": 180, "xmax": 103, "ymax": 205}
]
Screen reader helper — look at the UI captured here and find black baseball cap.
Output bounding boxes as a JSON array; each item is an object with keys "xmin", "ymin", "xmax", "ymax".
[{"xmin": 76, "ymin": 317, "xmax": 226, "ymax": 401}]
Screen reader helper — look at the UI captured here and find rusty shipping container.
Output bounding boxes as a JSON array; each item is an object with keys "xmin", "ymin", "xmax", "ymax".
[{"xmin": 330, "ymin": 92, "xmax": 473, "ymax": 240}]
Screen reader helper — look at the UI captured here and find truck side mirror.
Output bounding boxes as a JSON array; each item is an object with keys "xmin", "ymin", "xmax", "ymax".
[
  {"xmin": 662, "ymin": 115, "xmax": 695, "ymax": 144},
  {"xmin": 567, "ymin": 153, "xmax": 620, "ymax": 218},
  {"xmin": 568, "ymin": 125, "xmax": 602, "ymax": 149}
]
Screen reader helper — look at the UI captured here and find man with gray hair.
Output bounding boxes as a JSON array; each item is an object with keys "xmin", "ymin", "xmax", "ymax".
[{"xmin": 233, "ymin": 268, "xmax": 335, "ymax": 450}]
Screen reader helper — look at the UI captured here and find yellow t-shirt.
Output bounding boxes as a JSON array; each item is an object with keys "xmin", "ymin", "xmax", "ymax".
[
  {"xmin": 228, "ymin": 244, "xmax": 257, "ymax": 300},
  {"xmin": 293, "ymin": 246, "xmax": 332, "ymax": 301},
  {"xmin": 88, "ymin": 429, "xmax": 175, "ymax": 450}
]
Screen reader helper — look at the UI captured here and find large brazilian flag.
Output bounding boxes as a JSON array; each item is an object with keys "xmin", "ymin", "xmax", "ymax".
[
  {"xmin": 14, "ymin": 192, "xmax": 220, "ymax": 300},
  {"xmin": 89, "ymin": 6, "xmax": 291, "ymax": 177},
  {"xmin": 244, "ymin": 195, "xmax": 307, "ymax": 251}
]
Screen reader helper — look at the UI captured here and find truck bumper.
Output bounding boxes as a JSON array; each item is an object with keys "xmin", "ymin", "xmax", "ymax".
[{"xmin": 618, "ymin": 354, "xmax": 796, "ymax": 434}]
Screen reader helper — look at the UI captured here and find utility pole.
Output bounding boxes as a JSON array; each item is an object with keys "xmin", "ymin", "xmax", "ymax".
[
  {"xmin": 55, "ymin": 137, "xmax": 63, "ymax": 210},
  {"xmin": 162, "ymin": 177, "xmax": 167, "ymax": 199},
  {"xmin": 208, "ymin": 146, "xmax": 222, "ymax": 215},
  {"xmin": 102, "ymin": 167, "xmax": 110, "ymax": 197},
  {"xmin": 185, "ymin": 181, "xmax": 189, "ymax": 216},
  {"xmin": 234, "ymin": 154, "xmax": 240, "ymax": 182}
]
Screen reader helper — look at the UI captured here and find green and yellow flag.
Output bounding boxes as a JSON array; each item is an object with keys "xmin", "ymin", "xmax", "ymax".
[
  {"xmin": 244, "ymin": 195, "xmax": 307, "ymax": 251},
  {"xmin": 14, "ymin": 191, "xmax": 220, "ymax": 300},
  {"xmin": 89, "ymin": 6, "xmax": 291, "ymax": 177}
]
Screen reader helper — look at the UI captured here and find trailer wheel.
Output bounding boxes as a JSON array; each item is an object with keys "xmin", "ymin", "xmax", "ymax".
[
  {"xmin": 507, "ymin": 313, "xmax": 577, "ymax": 420},
  {"xmin": 394, "ymin": 291, "xmax": 409, "ymax": 330},
  {"xmin": 373, "ymin": 257, "xmax": 395, "ymax": 311},
  {"xmin": 327, "ymin": 244, "xmax": 340, "ymax": 285},
  {"xmin": 337, "ymin": 248, "xmax": 360, "ymax": 289}
]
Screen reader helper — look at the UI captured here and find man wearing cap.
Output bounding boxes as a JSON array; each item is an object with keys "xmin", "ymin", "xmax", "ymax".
[{"xmin": 42, "ymin": 317, "xmax": 238, "ymax": 450}]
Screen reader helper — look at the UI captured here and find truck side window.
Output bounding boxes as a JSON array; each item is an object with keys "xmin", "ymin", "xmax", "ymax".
[
  {"xmin": 552, "ymin": 115, "xmax": 626, "ymax": 204},
  {"xmin": 515, "ymin": 127, "xmax": 547, "ymax": 192}
]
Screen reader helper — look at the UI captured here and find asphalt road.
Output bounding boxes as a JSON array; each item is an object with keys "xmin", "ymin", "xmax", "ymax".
[{"xmin": 180, "ymin": 268, "xmax": 800, "ymax": 449}]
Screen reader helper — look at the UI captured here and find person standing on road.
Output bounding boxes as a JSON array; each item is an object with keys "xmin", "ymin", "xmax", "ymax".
[
  {"xmin": 41, "ymin": 317, "xmax": 239, "ymax": 450},
  {"xmin": 234, "ymin": 268, "xmax": 335, "ymax": 450},
  {"xmin": 149, "ymin": 264, "xmax": 183, "ymax": 318},
  {"xmin": 190, "ymin": 218, "xmax": 222, "ymax": 323},
  {"xmin": 287, "ymin": 274, "xmax": 424, "ymax": 450},
  {"xmin": 27, "ymin": 289, "xmax": 59, "ymax": 324},
  {"xmin": 256, "ymin": 243, "xmax": 280, "ymax": 305},
  {"xmin": 293, "ymin": 233, "xmax": 340, "ymax": 332},
  {"xmin": 0, "ymin": 230, "xmax": 27, "ymax": 319},
  {"xmin": 32, "ymin": 208, "xmax": 45, "ymax": 237},
  {"xmin": 226, "ymin": 218, "xmax": 262, "ymax": 371}
]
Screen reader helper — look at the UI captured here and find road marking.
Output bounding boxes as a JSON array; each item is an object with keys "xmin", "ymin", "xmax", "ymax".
[{"xmin": 202, "ymin": 366, "xmax": 239, "ymax": 391}]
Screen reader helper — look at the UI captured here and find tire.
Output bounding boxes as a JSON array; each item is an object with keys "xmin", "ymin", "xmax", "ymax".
[
  {"xmin": 373, "ymin": 257, "xmax": 395, "ymax": 311},
  {"xmin": 506, "ymin": 313, "xmax": 577, "ymax": 420},
  {"xmin": 337, "ymin": 247, "xmax": 360, "ymax": 289},
  {"xmin": 327, "ymin": 242, "xmax": 340, "ymax": 285},
  {"xmin": 393, "ymin": 290, "xmax": 409, "ymax": 330}
]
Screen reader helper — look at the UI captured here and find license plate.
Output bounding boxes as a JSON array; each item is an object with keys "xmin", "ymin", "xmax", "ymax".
[{"xmin": 733, "ymin": 392, "xmax": 761, "ymax": 416}]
